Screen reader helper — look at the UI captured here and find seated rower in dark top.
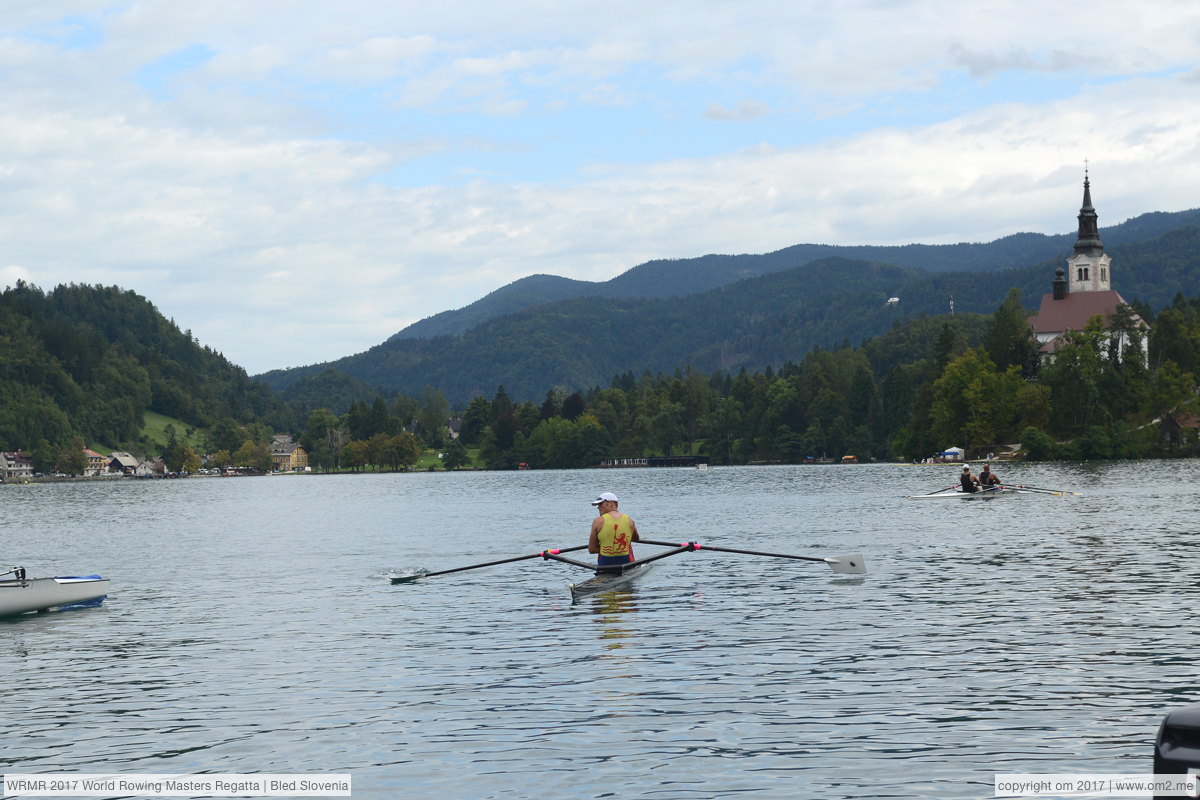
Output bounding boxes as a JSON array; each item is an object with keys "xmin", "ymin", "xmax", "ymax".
[
  {"xmin": 959, "ymin": 465, "xmax": 979, "ymax": 493},
  {"xmin": 978, "ymin": 463, "xmax": 1000, "ymax": 489}
]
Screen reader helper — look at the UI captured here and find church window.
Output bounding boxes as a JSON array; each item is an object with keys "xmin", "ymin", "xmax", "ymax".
[{"xmin": 1101, "ymin": 267, "xmax": 1107, "ymax": 282}]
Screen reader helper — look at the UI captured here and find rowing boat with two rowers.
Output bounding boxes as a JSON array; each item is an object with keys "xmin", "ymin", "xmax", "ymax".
[{"xmin": 907, "ymin": 483, "xmax": 1081, "ymax": 499}]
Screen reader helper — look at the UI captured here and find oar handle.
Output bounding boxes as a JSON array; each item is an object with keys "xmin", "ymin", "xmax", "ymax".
[
  {"xmin": 547, "ymin": 543, "xmax": 696, "ymax": 573},
  {"xmin": 542, "ymin": 552, "xmax": 602, "ymax": 570},
  {"xmin": 622, "ymin": 543, "xmax": 694, "ymax": 568}
]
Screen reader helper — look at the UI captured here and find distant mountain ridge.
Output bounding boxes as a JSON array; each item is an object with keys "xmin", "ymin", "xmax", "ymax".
[
  {"xmin": 257, "ymin": 215, "xmax": 1200, "ymax": 405},
  {"xmin": 255, "ymin": 207, "xmax": 1200, "ymax": 406},
  {"xmin": 391, "ymin": 208, "xmax": 1200, "ymax": 341}
]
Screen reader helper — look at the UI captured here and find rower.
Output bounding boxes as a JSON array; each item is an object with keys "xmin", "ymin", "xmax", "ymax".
[
  {"xmin": 959, "ymin": 465, "xmax": 979, "ymax": 493},
  {"xmin": 978, "ymin": 463, "xmax": 1000, "ymax": 488},
  {"xmin": 588, "ymin": 492, "xmax": 640, "ymax": 567}
]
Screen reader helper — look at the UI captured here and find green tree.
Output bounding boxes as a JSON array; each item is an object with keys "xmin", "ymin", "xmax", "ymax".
[
  {"xmin": 55, "ymin": 436, "xmax": 89, "ymax": 476},
  {"xmin": 561, "ymin": 391, "xmax": 586, "ymax": 421},
  {"xmin": 701, "ymin": 397, "xmax": 743, "ymax": 465},
  {"xmin": 1038, "ymin": 321, "xmax": 1111, "ymax": 437},
  {"xmin": 1020, "ymin": 426, "xmax": 1056, "ymax": 461},
  {"xmin": 230, "ymin": 439, "xmax": 272, "ymax": 471},
  {"xmin": 489, "ymin": 386, "xmax": 519, "ymax": 451},
  {"xmin": 524, "ymin": 417, "xmax": 575, "ymax": 468},
  {"xmin": 417, "ymin": 386, "xmax": 449, "ymax": 448},
  {"xmin": 1149, "ymin": 306, "xmax": 1200, "ymax": 374},
  {"xmin": 1141, "ymin": 360, "xmax": 1199, "ymax": 452},
  {"xmin": 539, "ymin": 389, "xmax": 562, "ymax": 420},
  {"xmin": 573, "ymin": 414, "xmax": 613, "ymax": 466},
  {"xmin": 644, "ymin": 401, "xmax": 684, "ymax": 456},
  {"xmin": 589, "ymin": 388, "xmax": 630, "ymax": 443},
  {"xmin": 341, "ymin": 440, "xmax": 369, "ymax": 471},
  {"xmin": 441, "ymin": 438, "xmax": 471, "ymax": 470},
  {"xmin": 460, "ymin": 396, "xmax": 492, "ymax": 446},
  {"xmin": 983, "ymin": 288, "xmax": 1039, "ymax": 375},
  {"xmin": 233, "ymin": 440, "xmax": 257, "ymax": 468},
  {"xmin": 930, "ymin": 349, "xmax": 1025, "ymax": 452},
  {"xmin": 181, "ymin": 446, "xmax": 201, "ymax": 474},
  {"xmin": 478, "ymin": 425, "xmax": 519, "ymax": 470},
  {"xmin": 345, "ymin": 400, "xmax": 369, "ymax": 441},
  {"xmin": 368, "ymin": 396, "xmax": 393, "ymax": 437},
  {"xmin": 379, "ymin": 432, "xmax": 422, "ymax": 470}
]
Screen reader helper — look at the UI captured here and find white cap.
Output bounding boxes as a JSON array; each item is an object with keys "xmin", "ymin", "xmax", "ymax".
[{"xmin": 590, "ymin": 492, "xmax": 619, "ymax": 506}]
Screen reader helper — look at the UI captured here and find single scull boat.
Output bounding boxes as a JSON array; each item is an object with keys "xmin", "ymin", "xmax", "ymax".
[
  {"xmin": 392, "ymin": 540, "xmax": 866, "ymax": 597},
  {"xmin": 569, "ymin": 561, "xmax": 651, "ymax": 599}
]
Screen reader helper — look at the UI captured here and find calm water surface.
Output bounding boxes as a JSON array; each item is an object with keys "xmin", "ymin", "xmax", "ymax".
[{"xmin": 2, "ymin": 462, "xmax": 1198, "ymax": 799}]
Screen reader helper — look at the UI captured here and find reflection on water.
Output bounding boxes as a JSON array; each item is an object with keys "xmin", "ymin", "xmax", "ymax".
[
  {"xmin": 1, "ymin": 463, "xmax": 1197, "ymax": 798},
  {"xmin": 588, "ymin": 588, "xmax": 639, "ymax": 652}
]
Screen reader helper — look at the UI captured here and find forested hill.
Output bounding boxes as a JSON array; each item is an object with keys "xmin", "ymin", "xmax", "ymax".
[
  {"xmin": 259, "ymin": 220, "xmax": 1200, "ymax": 405},
  {"xmin": 391, "ymin": 207, "xmax": 1200, "ymax": 341},
  {"xmin": 0, "ymin": 282, "xmax": 292, "ymax": 453}
]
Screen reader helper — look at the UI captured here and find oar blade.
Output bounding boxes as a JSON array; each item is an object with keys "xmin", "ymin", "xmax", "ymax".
[
  {"xmin": 390, "ymin": 570, "xmax": 427, "ymax": 585},
  {"xmin": 825, "ymin": 554, "xmax": 867, "ymax": 575}
]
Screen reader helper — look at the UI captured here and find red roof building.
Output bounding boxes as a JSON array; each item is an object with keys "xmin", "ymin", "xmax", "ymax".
[{"xmin": 1030, "ymin": 172, "xmax": 1147, "ymax": 356}]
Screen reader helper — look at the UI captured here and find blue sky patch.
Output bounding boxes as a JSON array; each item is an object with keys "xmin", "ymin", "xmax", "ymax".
[{"xmin": 136, "ymin": 44, "xmax": 217, "ymax": 97}]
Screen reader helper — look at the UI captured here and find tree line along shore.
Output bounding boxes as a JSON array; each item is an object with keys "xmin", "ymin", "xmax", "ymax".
[{"xmin": 4, "ymin": 281, "xmax": 1200, "ymax": 476}]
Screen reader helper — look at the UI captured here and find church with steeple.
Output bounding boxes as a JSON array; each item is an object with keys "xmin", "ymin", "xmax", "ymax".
[{"xmin": 1030, "ymin": 171, "xmax": 1147, "ymax": 357}]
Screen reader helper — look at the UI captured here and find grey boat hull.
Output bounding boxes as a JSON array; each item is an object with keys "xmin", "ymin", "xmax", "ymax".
[
  {"xmin": 569, "ymin": 562, "xmax": 650, "ymax": 599},
  {"xmin": 908, "ymin": 487, "xmax": 1021, "ymax": 499},
  {"xmin": 0, "ymin": 576, "xmax": 110, "ymax": 617}
]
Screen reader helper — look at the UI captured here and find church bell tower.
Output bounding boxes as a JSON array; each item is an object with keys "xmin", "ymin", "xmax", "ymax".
[{"xmin": 1065, "ymin": 169, "xmax": 1111, "ymax": 294}]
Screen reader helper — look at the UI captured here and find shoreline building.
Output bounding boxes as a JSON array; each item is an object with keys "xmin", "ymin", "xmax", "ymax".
[{"xmin": 1030, "ymin": 172, "xmax": 1148, "ymax": 358}]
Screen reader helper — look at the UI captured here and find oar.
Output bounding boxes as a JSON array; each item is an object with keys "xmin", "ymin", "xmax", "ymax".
[
  {"xmin": 391, "ymin": 544, "xmax": 591, "ymax": 584},
  {"xmin": 640, "ymin": 539, "xmax": 866, "ymax": 575},
  {"xmin": 1003, "ymin": 484, "xmax": 1081, "ymax": 496},
  {"xmin": 906, "ymin": 484, "xmax": 962, "ymax": 499}
]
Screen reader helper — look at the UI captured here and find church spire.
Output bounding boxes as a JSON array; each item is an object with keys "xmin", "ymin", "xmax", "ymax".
[
  {"xmin": 1073, "ymin": 167, "xmax": 1104, "ymax": 257},
  {"xmin": 1060, "ymin": 166, "xmax": 1112, "ymax": 295}
]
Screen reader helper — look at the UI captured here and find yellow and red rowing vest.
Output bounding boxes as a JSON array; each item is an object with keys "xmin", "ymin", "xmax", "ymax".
[{"xmin": 597, "ymin": 512, "xmax": 635, "ymax": 561}]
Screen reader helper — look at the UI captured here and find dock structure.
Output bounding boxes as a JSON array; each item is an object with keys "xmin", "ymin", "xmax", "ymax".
[{"xmin": 597, "ymin": 455, "xmax": 710, "ymax": 468}]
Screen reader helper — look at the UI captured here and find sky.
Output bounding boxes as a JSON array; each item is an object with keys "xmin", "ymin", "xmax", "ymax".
[{"xmin": 2, "ymin": 1, "xmax": 1200, "ymax": 375}]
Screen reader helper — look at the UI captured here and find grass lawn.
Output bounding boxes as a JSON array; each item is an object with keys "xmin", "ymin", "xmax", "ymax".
[
  {"xmin": 142, "ymin": 411, "xmax": 205, "ymax": 452},
  {"xmin": 415, "ymin": 446, "xmax": 481, "ymax": 470}
]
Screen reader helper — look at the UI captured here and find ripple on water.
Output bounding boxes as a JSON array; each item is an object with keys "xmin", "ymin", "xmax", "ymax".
[{"xmin": 1, "ymin": 464, "xmax": 1196, "ymax": 798}]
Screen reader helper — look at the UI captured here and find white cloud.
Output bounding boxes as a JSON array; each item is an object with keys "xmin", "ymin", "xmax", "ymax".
[
  {"xmin": 2, "ymin": 2, "xmax": 1200, "ymax": 376},
  {"xmin": 319, "ymin": 35, "xmax": 438, "ymax": 81},
  {"xmin": 704, "ymin": 101, "xmax": 771, "ymax": 121}
]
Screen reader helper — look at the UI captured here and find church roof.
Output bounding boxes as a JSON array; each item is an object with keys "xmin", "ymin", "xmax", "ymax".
[{"xmin": 1032, "ymin": 290, "xmax": 1138, "ymax": 335}]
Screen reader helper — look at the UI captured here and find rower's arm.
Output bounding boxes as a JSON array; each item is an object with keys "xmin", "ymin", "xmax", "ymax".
[{"xmin": 588, "ymin": 518, "xmax": 601, "ymax": 553}]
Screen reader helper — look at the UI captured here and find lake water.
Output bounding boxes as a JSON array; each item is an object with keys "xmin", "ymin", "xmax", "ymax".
[{"xmin": 2, "ymin": 462, "xmax": 1198, "ymax": 799}]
